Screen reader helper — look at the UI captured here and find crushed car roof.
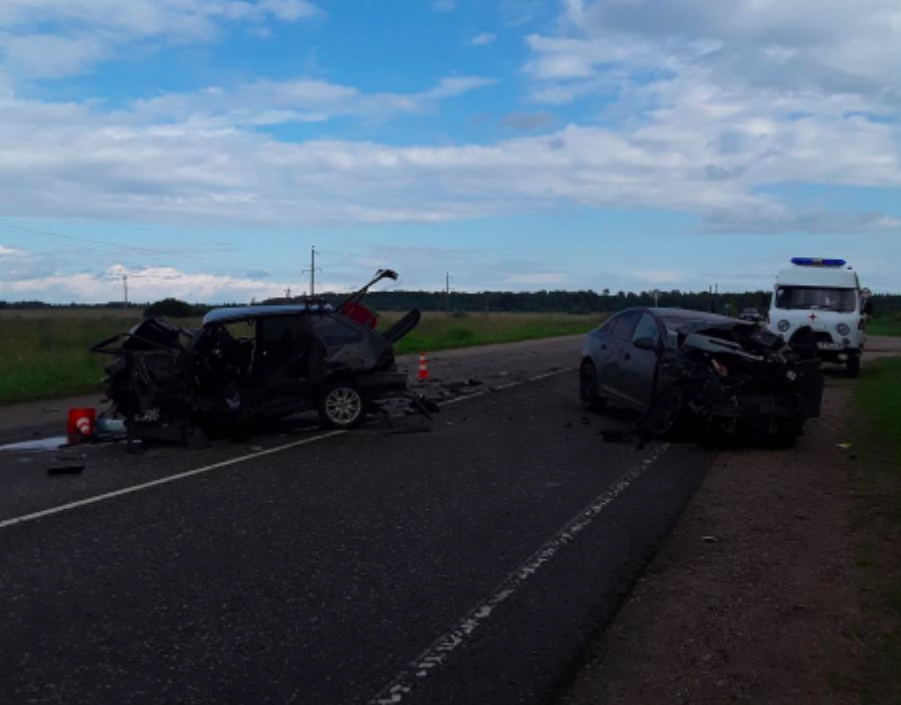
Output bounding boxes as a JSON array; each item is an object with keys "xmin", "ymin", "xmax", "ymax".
[{"xmin": 203, "ymin": 303, "xmax": 334, "ymax": 326}]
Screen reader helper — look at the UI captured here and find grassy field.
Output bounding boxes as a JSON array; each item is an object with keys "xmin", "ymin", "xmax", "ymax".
[
  {"xmin": 851, "ymin": 357, "xmax": 901, "ymax": 703},
  {"xmin": 0, "ymin": 315, "xmax": 149, "ymax": 403},
  {"xmin": 0, "ymin": 311, "xmax": 602, "ymax": 404},
  {"xmin": 386, "ymin": 311, "xmax": 602, "ymax": 356},
  {"xmin": 867, "ymin": 314, "xmax": 901, "ymax": 337}
]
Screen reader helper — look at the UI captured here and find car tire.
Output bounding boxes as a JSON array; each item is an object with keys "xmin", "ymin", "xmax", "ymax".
[
  {"xmin": 580, "ymin": 361, "xmax": 606, "ymax": 412},
  {"xmin": 846, "ymin": 354, "xmax": 861, "ymax": 378},
  {"xmin": 318, "ymin": 381, "xmax": 366, "ymax": 429},
  {"xmin": 649, "ymin": 386, "xmax": 685, "ymax": 437}
]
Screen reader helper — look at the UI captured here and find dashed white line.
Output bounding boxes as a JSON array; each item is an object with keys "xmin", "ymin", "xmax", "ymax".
[
  {"xmin": 0, "ymin": 431, "xmax": 347, "ymax": 530},
  {"xmin": 368, "ymin": 442, "xmax": 670, "ymax": 705},
  {"xmin": 0, "ymin": 367, "xmax": 576, "ymax": 531}
]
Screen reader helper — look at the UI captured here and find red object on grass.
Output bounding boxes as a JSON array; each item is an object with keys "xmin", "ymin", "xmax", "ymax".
[{"xmin": 67, "ymin": 408, "xmax": 96, "ymax": 442}]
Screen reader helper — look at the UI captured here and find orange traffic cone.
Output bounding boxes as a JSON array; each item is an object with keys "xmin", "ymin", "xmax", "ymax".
[{"xmin": 418, "ymin": 352, "xmax": 429, "ymax": 381}]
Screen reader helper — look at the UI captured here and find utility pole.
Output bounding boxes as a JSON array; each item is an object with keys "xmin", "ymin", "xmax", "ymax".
[
  {"xmin": 302, "ymin": 245, "xmax": 322, "ymax": 297},
  {"xmin": 445, "ymin": 272, "xmax": 452, "ymax": 316},
  {"xmin": 284, "ymin": 286, "xmax": 292, "ymax": 301},
  {"xmin": 653, "ymin": 289, "xmax": 659, "ymax": 308},
  {"xmin": 123, "ymin": 275, "xmax": 128, "ymax": 311}
]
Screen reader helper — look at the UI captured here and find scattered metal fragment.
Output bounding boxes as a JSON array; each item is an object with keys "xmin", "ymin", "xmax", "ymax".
[{"xmin": 47, "ymin": 463, "xmax": 85, "ymax": 476}]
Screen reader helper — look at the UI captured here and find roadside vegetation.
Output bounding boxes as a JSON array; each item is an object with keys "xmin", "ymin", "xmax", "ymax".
[
  {"xmin": 0, "ymin": 311, "xmax": 601, "ymax": 404},
  {"xmin": 867, "ymin": 313, "xmax": 901, "ymax": 337},
  {"xmin": 0, "ymin": 315, "xmax": 148, "ymax": 403},
  {"xmin": 849, "ymin": 357, "xmax": 901, "ymax": 703},
  {"xmin": 386, "ymin": 311, "xmax": 602, "ymax": 356}
]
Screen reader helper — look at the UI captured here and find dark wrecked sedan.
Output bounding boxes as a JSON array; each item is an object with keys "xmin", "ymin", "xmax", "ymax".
[
  {"xmin": 92, "ymin": 271, "xmax": 425, "ymax": 447},
  {"xmin": 579, "ymin": 308, "xmax": 824, "ymax": 444}
]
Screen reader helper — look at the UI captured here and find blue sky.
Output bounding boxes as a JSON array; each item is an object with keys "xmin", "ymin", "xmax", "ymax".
[{"xmin": 0, "ymin": 0, "xmax": 899, "ymax": 303}]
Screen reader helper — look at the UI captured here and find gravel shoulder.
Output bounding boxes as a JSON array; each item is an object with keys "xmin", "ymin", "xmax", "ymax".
[{"xmin": 558, "ymin": 343, "xmax": 901, "ymax": 705}]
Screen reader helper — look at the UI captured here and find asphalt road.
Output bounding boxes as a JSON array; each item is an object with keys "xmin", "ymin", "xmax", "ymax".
[{"xmin": 0, "ymin": 336, "xmax": 714, "ymax": 705}]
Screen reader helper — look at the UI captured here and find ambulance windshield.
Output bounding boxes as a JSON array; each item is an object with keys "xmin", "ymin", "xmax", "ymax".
[{"xmin": 775, "ymin": 286, "xmax": 857, "ymax": 312}]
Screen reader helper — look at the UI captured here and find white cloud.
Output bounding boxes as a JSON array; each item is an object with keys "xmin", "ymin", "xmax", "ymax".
[
  {"xmin": 0, "ymin": 34, "xmax": 108, "ymax": 79},
  {"xmin": 0, "ymin": 78, "xmax": 897, "ymax": 235},
  {"xmin": 0, "ymin": 262, "xmax": 294, "ymax": 303},
  {"xmin": 561, "ymin": 0, "xmax": 901, "ymax": 99},
  {"xmin": 471, "ymin": 32, "xmax": 496, "ymax": 46},
  {"xmin": 129, "ymin": 75, "xmax": 495, "ymax": 128},
  {"xmin": 515, "ymin": 0, "xmax": 901, "ymax": 231},
  {"xmin": 0, "ymin": 0, "xmax": 323, "ymax": 78}
]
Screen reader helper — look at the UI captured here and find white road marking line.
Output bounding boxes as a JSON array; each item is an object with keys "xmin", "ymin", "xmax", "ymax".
[
  {"xmin": 528, "ymin": 368, "xmax": 569, "ymax": 382},
  {"xmin": 368, "ymin": 443, "xmax": 670, "ymax": 705},
  {"xmin": 436, "ymin": 391, "xmax": 488, "ymax": 406},
  {"xmin": 0, "ymin": 431, "xmax": 346, "ymax": 530},
  {"xmin": 0, "ymin": 367, "xmax": 577, "ymax": 531}
]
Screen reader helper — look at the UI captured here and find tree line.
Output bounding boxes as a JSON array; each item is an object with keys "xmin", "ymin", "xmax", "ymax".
[{"xmin": 2, "ymin": 290, "xmax": 900, "ymax": 318}]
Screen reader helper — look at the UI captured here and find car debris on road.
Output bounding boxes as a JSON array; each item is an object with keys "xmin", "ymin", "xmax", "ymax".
[
  {"xmin": 90, "ymin": 269, "xmax": 436, "ymax": 450},
  {"xmin": 581, "ymin": 308, "xmax": 824, "ymax": 446}
]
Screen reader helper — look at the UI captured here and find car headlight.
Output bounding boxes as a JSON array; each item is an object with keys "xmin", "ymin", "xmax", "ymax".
[
  {"xmin": 777, "ymin": 320, "xmax": 790, "ymax": 333},
  {"xmin": 836, "ymin": 323, "xmax": 851, "ymax": 336}
]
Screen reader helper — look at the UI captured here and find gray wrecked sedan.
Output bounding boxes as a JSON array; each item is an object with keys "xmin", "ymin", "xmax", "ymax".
[
  {"xmin": 579, "ymin": 308, "xmax": 824, "ymax": 444},
  {"xmin": 92, "ymin": 270, "xmax": 428, "ymax": 447}
]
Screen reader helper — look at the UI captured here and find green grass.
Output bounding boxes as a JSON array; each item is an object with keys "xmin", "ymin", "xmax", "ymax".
[
  {"xmin": 387, "ymin": 311, "xmax": 603, "ymax": 356},
  {"xmin": 857, "ymin": 358, "xmax": 901, "ymax": 465},
  {"xmin": 0, "ymin": 315, "xmax": 199, "ymax": 404},
  {"xmin": 867, "ymin": 314, "xmax": 901, "ymax": 337},
  {"xmin": 0, "ymin": 311, "xmax": 602, "ymax": 404},
  {"xmin": 851, "ymin": 357, "xmax": 901, "ymax": 704}
]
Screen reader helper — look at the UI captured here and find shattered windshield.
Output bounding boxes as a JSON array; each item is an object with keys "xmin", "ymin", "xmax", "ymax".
[{"xmin": 775, "ymin": 287, "xmax": 856, "ymax": 312}]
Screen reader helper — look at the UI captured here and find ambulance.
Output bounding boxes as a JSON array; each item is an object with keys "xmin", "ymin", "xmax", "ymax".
[{"xmin": 767, "ymin": 258, "xmax": 872, "ymax": 377}]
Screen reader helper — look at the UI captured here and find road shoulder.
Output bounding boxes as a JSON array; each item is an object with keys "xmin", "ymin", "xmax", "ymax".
[{"xmin": 558, "ymin": 376, "xmax": 872, "ymax": 705}]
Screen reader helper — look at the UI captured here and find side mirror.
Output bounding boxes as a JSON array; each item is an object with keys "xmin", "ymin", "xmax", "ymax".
[{"xmin": 633, "ymin": 336, "xmax": 659, "ymax": 353}]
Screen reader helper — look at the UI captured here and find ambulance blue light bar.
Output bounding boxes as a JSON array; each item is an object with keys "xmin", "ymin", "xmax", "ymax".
[{"xmin": 791, "ymin": 257, "xmax": 847, "ymax": 268}]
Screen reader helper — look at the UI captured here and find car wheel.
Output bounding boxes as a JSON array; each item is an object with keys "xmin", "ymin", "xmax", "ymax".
[
  {"xmin": 319, "ymin": 382, "xmax": 366, "ymax": 429},
  {"xmin": 580, "ymin": 361, "xmax": 606, "ymax": 412},
  {"xmin": 846, "ymin": 354, "xmax": 861, "ymax": 378},
  {"xmin": 650, "ymin": 387, "xmax": 685, "ymax": 437}
]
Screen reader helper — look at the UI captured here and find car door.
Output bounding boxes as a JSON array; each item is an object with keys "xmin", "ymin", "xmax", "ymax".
[
  {"xmin": 599, "ymin": 310, "xmax": 641, "ymax": 403},
  {"xmin": 254, "ymin": 315, "xmax": 318, "ymax": 405},
  {"xmin": 617, "ymin": 312, "xmax": 661, "ymax": 412}
]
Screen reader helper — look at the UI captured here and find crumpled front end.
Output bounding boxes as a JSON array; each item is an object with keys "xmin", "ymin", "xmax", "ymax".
[{"xmin": 659, "ymin": 322, "xmax": 824, "ymax": 443}]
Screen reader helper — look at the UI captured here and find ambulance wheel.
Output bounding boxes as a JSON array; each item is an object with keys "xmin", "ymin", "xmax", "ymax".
[
  {"xmin": 319, "ymin": 382, "xmax": 366, "ymax": 429},
  {"xmin": 846, "ymin": 354, "xmax": 861, "ymax": 379}
]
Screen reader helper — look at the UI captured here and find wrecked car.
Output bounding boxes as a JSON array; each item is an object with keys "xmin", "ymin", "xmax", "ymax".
[
  {"xmin": 579, "ymin": 308, "xmax": 824, "ymax": 445},
  {"xmin": 91, "ymin": 270, "xmax": 428, "ymax": 447}
]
